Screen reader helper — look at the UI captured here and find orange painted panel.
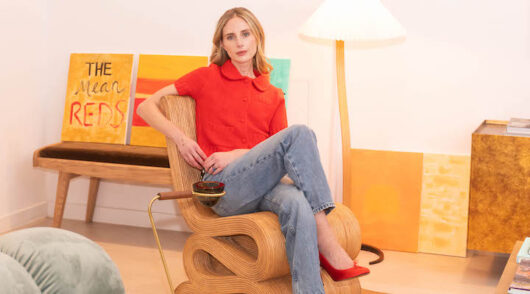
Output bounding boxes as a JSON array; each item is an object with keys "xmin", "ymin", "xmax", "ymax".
[
  {"xmin": 346, "ymin": 149, "xmax": 423, "ymax": 252},
  {"xmin": 130, "ymin": 55, "xmax": 208, "ymax": 147}
]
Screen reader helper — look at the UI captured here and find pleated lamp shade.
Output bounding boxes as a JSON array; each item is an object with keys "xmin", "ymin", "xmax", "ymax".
[{"xmin": 299, "ymin": 0, "xmax": 406, "ymax": 41}]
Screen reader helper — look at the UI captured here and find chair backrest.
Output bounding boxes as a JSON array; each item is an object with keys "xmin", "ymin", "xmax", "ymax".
[{"xmin": 160, "ymin": 95, "xmax": 219, "ymax": 232}]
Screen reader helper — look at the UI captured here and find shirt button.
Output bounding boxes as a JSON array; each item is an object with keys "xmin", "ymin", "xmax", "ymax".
[
  {"xmin": 242, "ymin": 138, "xmax": 247, "ymax": 143},
  {"xmin": 240, "ymin": 119, "xmax": 245, "ymax": 123},
  {"xmin": 242, "ymin": 97, "xmax": 247, "ymax": 102}
]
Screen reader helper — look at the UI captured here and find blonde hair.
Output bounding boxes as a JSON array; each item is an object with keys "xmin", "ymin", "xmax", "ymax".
[{"xmin": 210, "ymin": 7, "xmax": 273, "ymax": 75}]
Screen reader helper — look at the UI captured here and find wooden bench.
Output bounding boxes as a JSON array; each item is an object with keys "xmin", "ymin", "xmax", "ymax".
[{"xmin": 33, "ymin": 141, "xmax": 172, "ymax": 227}]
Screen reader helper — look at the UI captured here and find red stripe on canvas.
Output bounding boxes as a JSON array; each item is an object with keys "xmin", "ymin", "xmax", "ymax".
[
  {"xmin": 135, "ymin": 78, "xmax": 175, "ymax": 94},
  {"xmin": 132, "ymin": 98, "xmax": 149, "ymax": 126}
]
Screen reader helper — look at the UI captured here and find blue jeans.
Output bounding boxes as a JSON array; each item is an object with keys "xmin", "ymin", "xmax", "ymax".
[{"xmin": 203, "ymin": 125, "xmax": 335, "ymax": 294}]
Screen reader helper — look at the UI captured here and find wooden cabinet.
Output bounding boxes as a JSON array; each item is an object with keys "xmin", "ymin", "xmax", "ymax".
[{"xmin": 468, "ymin": 121, "xmax": 530, "ymax": 253}]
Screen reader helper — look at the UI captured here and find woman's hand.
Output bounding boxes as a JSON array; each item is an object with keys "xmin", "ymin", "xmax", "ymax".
[
  {"xmin": 175, "ymin": 135, "xmax": 207, "ymax": 170},
  {"xmin": 204, "ymin": 149, "xmax": 248, "ymax": 175}
]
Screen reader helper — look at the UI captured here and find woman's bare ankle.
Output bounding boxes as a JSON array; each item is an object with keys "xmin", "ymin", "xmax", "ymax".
[
  {"xmin": 315, "ymin": 212, "xmax": 354, "ymax": 269},
  {"xmin": 318, "ymin": 240, "xmax": 354, "ymax": 269}
]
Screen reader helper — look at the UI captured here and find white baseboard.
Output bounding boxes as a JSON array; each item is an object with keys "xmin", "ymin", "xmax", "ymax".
[
  {"xmin": 49, "ymin": 202, "xmax": 191, "ymax": 232},
  {"xmin": 0, "ymin": 202, "xmax": 48, "ymax": 234}
]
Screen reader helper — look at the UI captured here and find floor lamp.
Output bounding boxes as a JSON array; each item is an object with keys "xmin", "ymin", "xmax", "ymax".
[{"xmin": 300, "ymin": 0, "xmax": 406, "ymax": 263}]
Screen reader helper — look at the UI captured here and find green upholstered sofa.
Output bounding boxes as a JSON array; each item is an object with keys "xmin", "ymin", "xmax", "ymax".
[{"xmin": 0, "ymin": 227, "xmax": 124, "ymax": 294}]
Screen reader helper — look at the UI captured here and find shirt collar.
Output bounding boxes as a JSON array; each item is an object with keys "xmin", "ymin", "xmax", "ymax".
[{"xmin": 220, "ymin": 59, "xmax": 270, "ymax": 92}]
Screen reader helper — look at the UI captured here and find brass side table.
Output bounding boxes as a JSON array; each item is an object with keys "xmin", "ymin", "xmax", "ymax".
[{"xmin": 468, "ymin": 120, "xmax": 530, "ymax": 253}]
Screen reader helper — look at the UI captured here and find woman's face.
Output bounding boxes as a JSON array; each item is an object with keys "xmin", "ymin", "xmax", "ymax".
[{"xmin": 221, "ymin": 16, "xmax": 257, "ymax": 67}]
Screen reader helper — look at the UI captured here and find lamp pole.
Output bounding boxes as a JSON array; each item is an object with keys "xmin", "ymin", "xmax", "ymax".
[
  {"xmin": 336, "ymin": 39, "xmax": 386, "ymax": 265},
  {"xmin": 335, "ymin": 40, "xmax": 352, "ymax": 206}
]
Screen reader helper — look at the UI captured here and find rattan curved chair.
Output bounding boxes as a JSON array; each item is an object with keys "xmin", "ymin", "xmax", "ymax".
[{"xmin": 160, "ymin": 95, "xmax": 363, "ymax": 294}]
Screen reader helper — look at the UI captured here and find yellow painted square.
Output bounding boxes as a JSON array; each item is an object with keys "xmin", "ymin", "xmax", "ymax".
[
  {"xmin": 418, "ymin": 154, "xmax": 470, "ymax": 257},
  {"xmin": 61, "ymin": 53, "xmax": 133, "ymax": 144},
  {"xmin": 130, "ymin": 126, "xmax": 166, "ymax": 147}
]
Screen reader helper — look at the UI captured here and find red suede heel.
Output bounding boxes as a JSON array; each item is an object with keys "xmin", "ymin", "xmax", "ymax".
[{"xmin": 319, "ymin": 252, "xmax": 370, "ymax": 281}]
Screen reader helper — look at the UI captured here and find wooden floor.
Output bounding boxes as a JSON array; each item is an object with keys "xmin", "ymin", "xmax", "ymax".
[{"xmin": 14, "ymin": 218, "xmax": 507, "ymax": 294}]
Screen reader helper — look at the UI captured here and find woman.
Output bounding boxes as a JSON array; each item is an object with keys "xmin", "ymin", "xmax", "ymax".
[{"xmin": 137, "ymin": 7, "xmax": 368, "ymax": 293}]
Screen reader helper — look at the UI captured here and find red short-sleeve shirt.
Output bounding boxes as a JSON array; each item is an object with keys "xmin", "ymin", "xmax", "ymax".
[{"xmin": 174, "ymin": 59, "xmax": 288, "ymax": 157}]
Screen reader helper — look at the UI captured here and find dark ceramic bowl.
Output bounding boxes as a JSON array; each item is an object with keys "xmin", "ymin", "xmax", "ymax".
[{"xmin": 192, "ymin": 181, "xmax": 225, "ymax": 207}]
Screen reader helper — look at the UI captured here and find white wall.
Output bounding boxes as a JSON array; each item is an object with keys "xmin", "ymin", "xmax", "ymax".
[
  {"xmin": 0, "ymin": 0, "xmax": 49, "ymax": 231},
  {"xmin": 347, "ymin": 0, "xmax": 530, "ymax": 154},
  {"xmin": 2, "ymin": 0, "xmax": 529, "ymax": 231}
]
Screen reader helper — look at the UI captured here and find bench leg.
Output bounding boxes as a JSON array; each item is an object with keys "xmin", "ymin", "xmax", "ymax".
[
  {"xmin": 85, "ymin": 177, "xmax": 100, "ymax": 223},
  {"xmin": 53, "ymin": 172, "xmax": 77, "ymax": 228}
]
